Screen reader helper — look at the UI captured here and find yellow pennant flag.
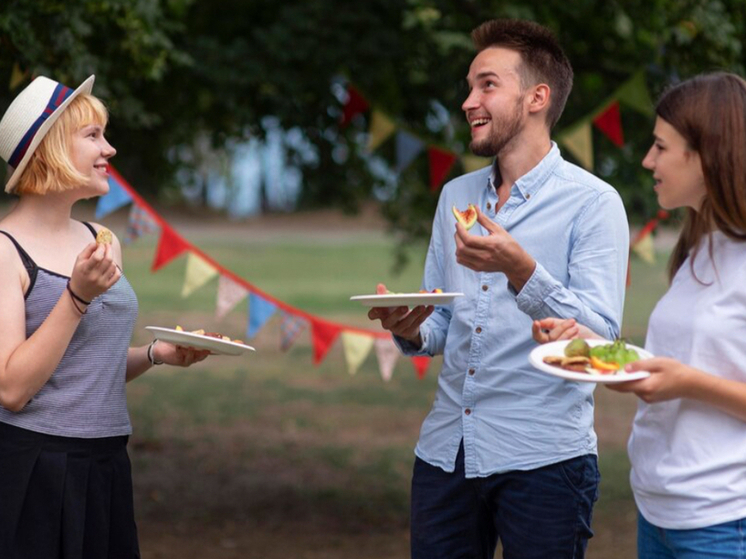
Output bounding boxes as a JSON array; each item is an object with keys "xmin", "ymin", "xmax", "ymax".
[
  {"xmin": 340, "ymin": 331, "xmax": 375, "ymax": 375},
  {"xmin": 461, "ymin": 154, "xmax": 493, "ymax": 173},
  {"xmin": 9, "ymin": 63, "xmax": 27, "ymax": 91},
  {"xmin": 367, "ymin": 110, "xmax": 397, "ymax": 152},
  {"xmin": 632, "ymin": 233, "xmax": 655, "ymax": 264},
  {"xmin": 181, "ymin": 253, "xmax": 219, "ymax": 298},
  {"xmin": 558, "ymin": 122, "xmax": 593, "ymax": 171}
]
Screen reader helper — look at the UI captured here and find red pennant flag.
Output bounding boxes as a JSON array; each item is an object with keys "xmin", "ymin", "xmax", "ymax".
[
  {"xmin": 428, "ymin": 147, "xmax": 458, "ymax": 191},
  {"xmin": 340, "ymin": 85, "xmax": 369, "ymax": 128},
  {"xmin": 152, "ymin": 228, "xmax": 190, "ymax": 271},
  {"xmin": 411, "ymin": 356, "xmax": 431, "ymax": 379},
  {"xmin": 310, "ymin": 318, "xmax": 342, "ymax": 365},
  {"xmin": 593, "ymin": 101, "xmax": 624, "ymax": 147}
]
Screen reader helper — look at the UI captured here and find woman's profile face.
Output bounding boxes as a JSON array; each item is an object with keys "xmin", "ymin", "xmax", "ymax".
[
  {"xmin": 69, "ymin": 123, "xmax": 116, "ymax": 196},
  {"xmin": 642, "ymin": 117, "xmax": 706, "ymax": 211}
]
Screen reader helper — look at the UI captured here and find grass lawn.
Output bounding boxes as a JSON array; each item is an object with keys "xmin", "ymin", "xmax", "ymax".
[{"xmin": 116, "ymin": 222, "xmax": 670, "ymax": 559}]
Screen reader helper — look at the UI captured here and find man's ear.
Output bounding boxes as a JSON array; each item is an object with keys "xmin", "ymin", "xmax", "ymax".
[{"xmin": 527, "ymin": 83, "xmax": 551, "ymax": 115}]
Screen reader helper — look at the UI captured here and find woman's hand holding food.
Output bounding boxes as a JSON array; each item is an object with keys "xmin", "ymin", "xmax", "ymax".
[
  {"xmin": 531, "ymin": 317, "xmax": 603, "ymax": 344},
  {"xmin": 607, "ymin": 358, "xmax": 699, "ymax": 402},
  {"xmin": 151, "ymin": 340, "xmax": 210, "ymax": 368},
  {"xmin": 69, "ymin": 242, "xmax": 121, "ymax": 302}
]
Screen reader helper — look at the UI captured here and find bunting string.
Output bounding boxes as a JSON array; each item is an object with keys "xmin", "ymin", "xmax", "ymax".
[{"xmin": 98, "ymin": 167, "xmax": 431, "ymax": 380}]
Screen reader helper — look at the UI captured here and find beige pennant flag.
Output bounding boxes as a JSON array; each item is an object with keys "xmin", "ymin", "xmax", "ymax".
[
  {"xmin": 558, "ymin": 122, "xmax": 593, "ymax": 171},
  {"xmin": 181, "ymin": 253, "xmax": 219, "ymax": 298},
  {"xmin": 374, "ymin": 338, "xmax": 400, "ymax": 382},
  {"xmin": 632, "ymin": 233, "xmax": 655, "ymax": 264},
  {"xmin": 461, "ymin": 154, "xmax": 492, "ymax": 173},
  {"xmin": 341, "ymin": 331, "xmax": 375, "ymax": 375},
  {"xmin": 215, "ymin": 274, "xmax": 249, "ymax": 320},
  {"xmin": 367, "ymin": 110, "xmax": 397, "ymax": 152}
]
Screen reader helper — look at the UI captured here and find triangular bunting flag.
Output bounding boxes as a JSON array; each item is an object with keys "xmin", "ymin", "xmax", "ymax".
[
  {"xmin": 461, "ymin": 154, "xmax": 492, "ymax": 173},
  {"xmin": 181, "ymin": 253, "xmax": 219, "ymax": 298},
  {"xmin": 152, "ymin": 228, "xmax": 190, "ymax": 271},
  {"xmin": 428, "ymin": 147, "xmax": 457, "ymax": 191},
  {"xmin": 616, "ymin": 70, "xmax": 654, "ymax": 117},
  {"xmin": 593, "ymin": 101, "xmax": 624, "ymax": 147},
  {"xmin": 340, "ymin": 85, "xmax": 369, "ymax": 127},
  {"xmin": 558, "ymin": 122, "xmax": 593, "ymax": 171},
  {"xmin": 310, "ymin": 318, "xmax": 342, "ymax": 365},
  {"xmin": 374, "ymin": 338, "xmax": 400, "ymax": 382},
  {"xmin": 395, "ymin": 131, "xmax": 425, "ymax": 173},
  {"xmin": 340, "ymin": 331, "xmax": 375, "ymax": 375},
  {"xmin": 9, "ymin": 63, "xmax": 27, "ymax": 90},
  {"xmin": 280, "ymin": 312, "xmax": 307, "ymax": 351},
  {"xmin": 367, "ymin": 110, "xmax": 397, "ymax": 152},
  {"xmin": 411, "ymin": 356, "xmax": 430, "ymax": 379},
  {"xmin": 124, "ymin": 204, "xmax": 160, "ymax": 245},
  {"xmin": 631, "ymin": 233, "xmax": 655, "ymax": 264},
  {"xmin": 248, "ymin": 292, "xmax": 277, "ymax": 338},
  {"xmin": 215, "ymin": 275, "xmax": 249, "ymax": 320},
  {"xmin": 96, "ymin": 177, "xmax": 133, "ymax": 219}
]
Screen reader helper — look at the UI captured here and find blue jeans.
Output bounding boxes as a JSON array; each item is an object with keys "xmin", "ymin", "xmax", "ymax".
[
  {"xmin": 410, "ymin": 443, "xmax": 599, "ymax": 559},
  {"xmin": 638, "ymin": 512, "xmax": 746, "ymax": 559}
]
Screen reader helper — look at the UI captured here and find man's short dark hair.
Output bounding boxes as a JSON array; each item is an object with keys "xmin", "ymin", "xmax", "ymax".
[{"xmin": 471, "ymin": 19, "xmax": 573, "ymax": 130}]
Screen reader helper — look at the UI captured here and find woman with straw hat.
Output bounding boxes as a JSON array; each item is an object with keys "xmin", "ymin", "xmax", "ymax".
[{"xmin": 0, "ymin": 75, "xmax": 210, "ymax": 558}]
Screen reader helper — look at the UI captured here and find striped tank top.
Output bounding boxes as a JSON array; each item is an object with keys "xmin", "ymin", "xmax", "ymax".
[{"xmin": 0, "ymin": 223, "xmax": 138, "ymax": 438}]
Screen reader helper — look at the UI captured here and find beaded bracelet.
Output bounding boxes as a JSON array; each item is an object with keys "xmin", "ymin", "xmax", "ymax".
[{"xmin": 147, "ymin": 340, "xmax": 164, "ymax": 366}]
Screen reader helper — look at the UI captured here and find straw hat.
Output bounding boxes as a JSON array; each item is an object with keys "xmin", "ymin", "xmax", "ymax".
[{"xmin": 0, "ymin": 75, "xmax": 95, "ymax": 193}]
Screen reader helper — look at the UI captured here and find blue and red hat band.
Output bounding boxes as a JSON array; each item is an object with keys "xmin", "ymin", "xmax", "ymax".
[{"xmin": 8, "ymin": 83, "xmax": 74, "ymax": 169}]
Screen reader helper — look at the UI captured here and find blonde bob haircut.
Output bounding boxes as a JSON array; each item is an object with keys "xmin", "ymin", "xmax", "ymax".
[{"xmin": 14, "ymin": 94, "xmax": 109, "ymax": 196}]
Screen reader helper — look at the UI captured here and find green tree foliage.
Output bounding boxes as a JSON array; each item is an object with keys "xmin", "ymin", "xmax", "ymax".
[{"xmin": 1, "ymin": 0, "xmax": 745, "ymax": 248}]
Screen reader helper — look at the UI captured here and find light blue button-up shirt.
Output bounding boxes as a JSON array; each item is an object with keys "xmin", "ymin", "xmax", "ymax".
[{"xmin": 398, "ymin": 143, "xmax": 629, "ymax": 477}]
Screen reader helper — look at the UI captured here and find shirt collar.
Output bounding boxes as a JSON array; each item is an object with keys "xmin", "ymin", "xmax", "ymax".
[{"xmin": 488, "ymin": 141, "xmax": 561, "ymax": 200}]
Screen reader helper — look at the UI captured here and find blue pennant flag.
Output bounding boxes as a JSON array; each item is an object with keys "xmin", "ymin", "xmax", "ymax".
[
  {"xmin": 247, "ymin": 292, "xmax": 277, "ymax": 338},
  {"xmin": 96, "ymin": 177, "xmax": 133, "ymax": 219},
  {"xmin": 395, "ymin": 131, "xmax": 425, "ymax": 173}
]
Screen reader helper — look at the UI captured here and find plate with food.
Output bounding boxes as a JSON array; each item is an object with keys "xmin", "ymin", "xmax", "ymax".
[
  {"xmin": 145, "ymin": 326, "xmax": 255, "ymax": 356},
  {"xmin": 350, "ymin": 289, "xmax": 464, "ymax": 308},
  {"xmin": 529, "ymin": 338, "xmax": 652, "ymax": 383}
]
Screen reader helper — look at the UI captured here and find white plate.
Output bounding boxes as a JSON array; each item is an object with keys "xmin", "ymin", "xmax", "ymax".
[
  {"xmin": 350, "ymin": 292, "xmax": 464, "ymax": 307},
  {"xmin": 529, "ymin": 339, "xmax": 652, "ymax": 384},
  {"xmin": 145, "ymin": 326, "xmax": 255, "ymax": 356}
]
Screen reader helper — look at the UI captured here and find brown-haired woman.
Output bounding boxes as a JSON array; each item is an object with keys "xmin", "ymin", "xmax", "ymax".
[
  {"xmin": 533, "ymin": 72, "xmax": 746, "ymax": 558},
  {"xmin": 0, "ymin": 75, "xmax": 210, "ymax": 558}
]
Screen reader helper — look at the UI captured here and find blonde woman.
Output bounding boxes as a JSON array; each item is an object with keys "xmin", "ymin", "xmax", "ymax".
[{"xmin": 0, "ymin": 75, "xmax": 209, "ymax": 558}]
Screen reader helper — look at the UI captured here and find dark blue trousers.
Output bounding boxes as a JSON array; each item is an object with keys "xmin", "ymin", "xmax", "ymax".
[{"xmin": 411, "ymin": 443, "xmax": 599, "ymax": 559}]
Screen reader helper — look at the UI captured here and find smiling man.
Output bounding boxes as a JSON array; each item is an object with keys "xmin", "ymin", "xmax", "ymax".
[{"xmin": 368, "ymin": 19, "xmax": 629, "ymax": 559}]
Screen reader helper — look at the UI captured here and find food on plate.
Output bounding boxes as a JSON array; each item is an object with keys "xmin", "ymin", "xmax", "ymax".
[
  {"xmin": 174, "ymin": 325, "xmax": 244, "ymax": 345},
  {"xmin": 382, "ymin": 288, "xmax": 444, "ymax": 294},
  {"xmin": 542, "ymin": 339, "xmax": 641, "ymax": 375},
  {"xmin": 95, "ymin": 227, "xmax": 112, "ymax": 245},
  {"xmin": 452, "ymin": 204, "xmax": 478, "ymax": 230}
]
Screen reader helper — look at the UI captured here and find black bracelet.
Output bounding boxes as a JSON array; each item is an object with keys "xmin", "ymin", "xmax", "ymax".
[
  {"xmin": 67, "ymin": 288, "xmax": 87, "ymax": 315},
  {"xmin": 66, "ymin": 280, "xmax": 91, "ymax": 306},
  {"xmin": 147, "ymin": 340, "xmax": 164, "ymax": 366}
]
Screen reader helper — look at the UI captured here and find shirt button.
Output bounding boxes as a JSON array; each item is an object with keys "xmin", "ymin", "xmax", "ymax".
[
  {"xmin": 486, "ymin": 202, "xmax": 492, "ymax": 210},
  {"xmin": 475, "ymin": 326, "xmax": 482, "ymax": 334},
  {"xmin": 465, "ymin": 408, "xmax": 471, "ymax": 415},
  {"xmin": 526, "ymin": 193, "xmax": 531, "ymax": 199},
  {"xmin": 468, "ymin": 369, "xmax": 475, "ymax": 376},
  {"xmin": 482, "ymin": 285, "xmax": 488, "ymax": 291}
]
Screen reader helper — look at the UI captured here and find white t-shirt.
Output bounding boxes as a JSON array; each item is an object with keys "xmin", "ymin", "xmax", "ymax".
[{"xmin": 628, "ymin": 231, "xmax": 746, "ymax": 530}]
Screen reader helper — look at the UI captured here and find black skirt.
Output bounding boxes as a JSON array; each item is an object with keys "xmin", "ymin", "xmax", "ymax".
[{"xmin": 0, "ymin": 421, "xmax": 140, "ymax": 559}]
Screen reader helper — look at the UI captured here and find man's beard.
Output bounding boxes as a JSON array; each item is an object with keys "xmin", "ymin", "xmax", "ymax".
[{"xmin": 469, "ymin": 97, "xmax": 524, "ymax": 157}]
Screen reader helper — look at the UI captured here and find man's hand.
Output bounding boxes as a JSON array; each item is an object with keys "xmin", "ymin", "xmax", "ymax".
[
  {"xmin": 367, "ymin": 283, "xmax": 433, "ymax": 347},
  {"xmin": 454, "ymin": 206, "xmax": 536, "ymax": 292}
]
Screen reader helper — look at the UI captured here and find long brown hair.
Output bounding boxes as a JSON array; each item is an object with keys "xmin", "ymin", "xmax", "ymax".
[{"xmin": 655, "ymin": 72, "xmax": 746, "ymax": 282}]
